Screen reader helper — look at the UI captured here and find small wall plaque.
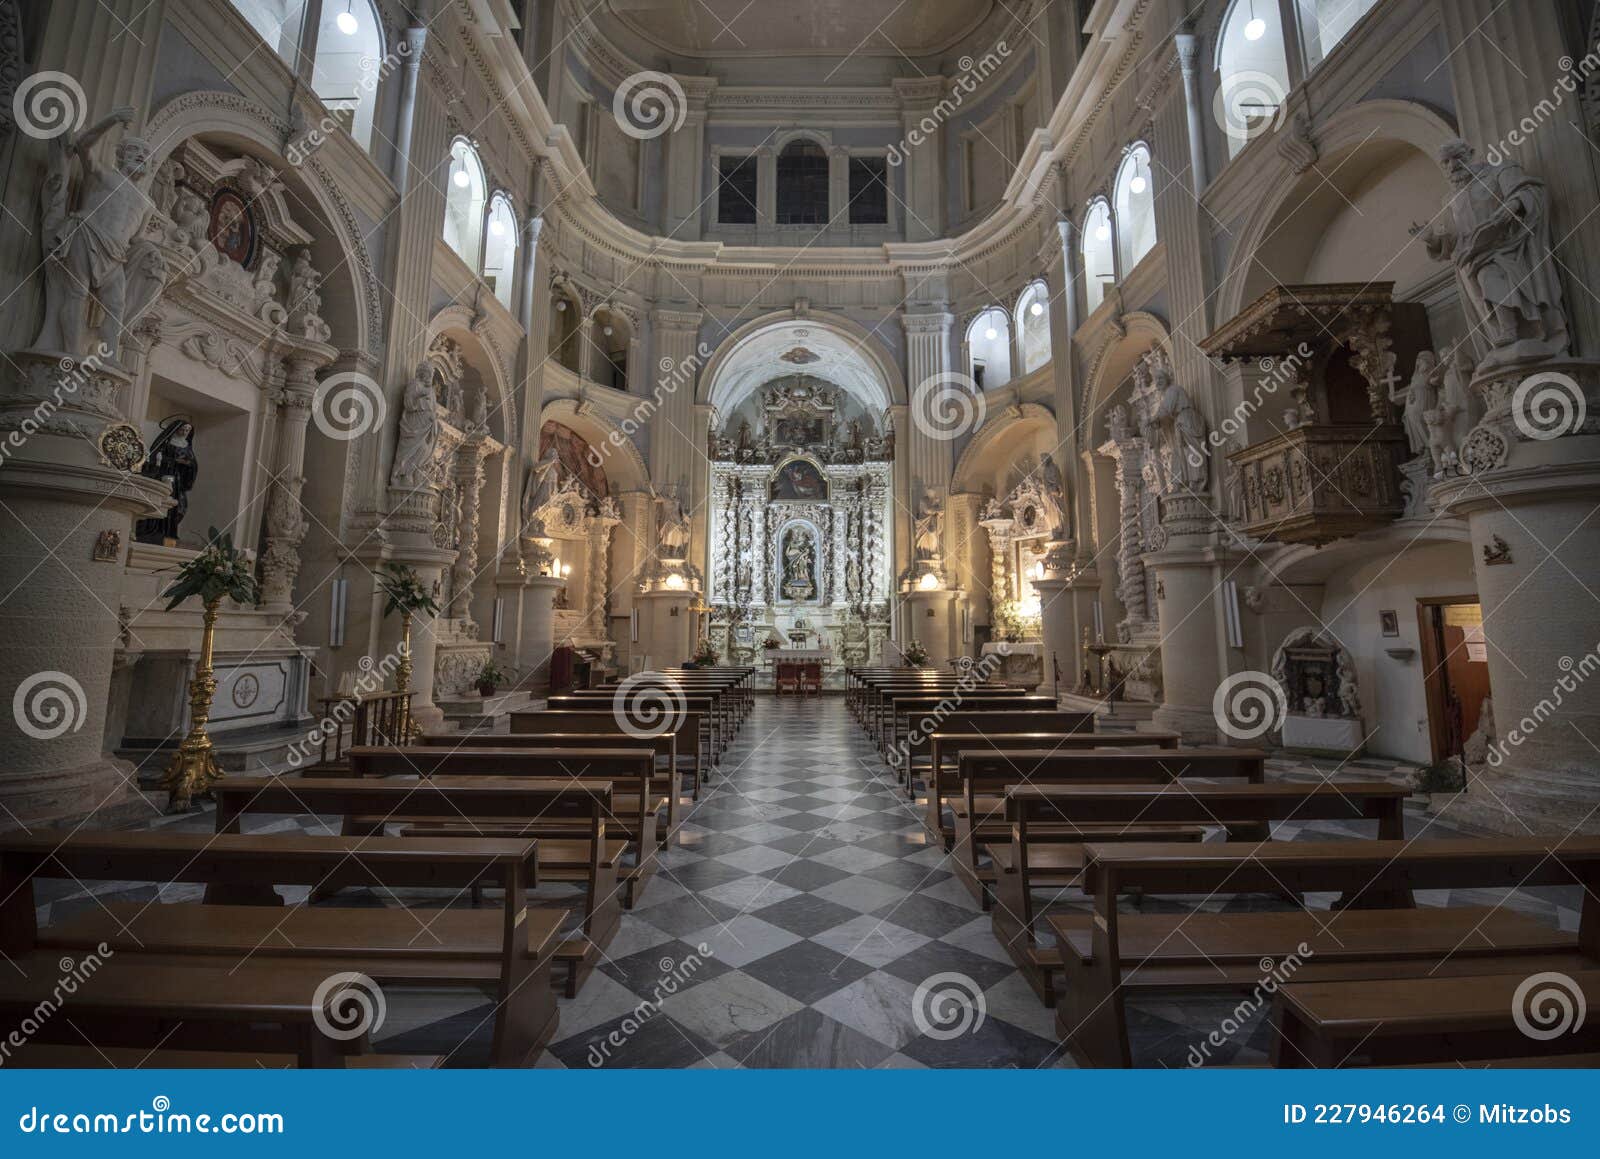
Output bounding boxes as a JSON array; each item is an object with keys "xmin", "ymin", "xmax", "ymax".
[{"xmin": 92, "ymin": 529, "xmax": 121, "ymax": 563}]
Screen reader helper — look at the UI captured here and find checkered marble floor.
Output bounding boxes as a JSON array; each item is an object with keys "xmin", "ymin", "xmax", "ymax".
[{"xmin": 39, "ymin": 696, "xmax": 1584, "ymax": 1068}]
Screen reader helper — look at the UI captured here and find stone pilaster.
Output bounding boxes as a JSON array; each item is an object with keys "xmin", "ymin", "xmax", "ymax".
[{"xmin": 259, "ymin": 355, "xmax": 321, "ymax": 611}]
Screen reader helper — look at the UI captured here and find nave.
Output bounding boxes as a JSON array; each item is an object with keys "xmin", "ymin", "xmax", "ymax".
[{"xmin": 23, "ymin": 686, "xmax": 1579, "ymax": 1070}]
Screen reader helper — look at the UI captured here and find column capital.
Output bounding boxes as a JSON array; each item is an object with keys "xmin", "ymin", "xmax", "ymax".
[
  {"xmin": 652, "ymin": 308, "xmax": 704, "ymax": 332},
  {"xmin": 902, "ymin": 310, "xmax": 954, "ymax": 335}
]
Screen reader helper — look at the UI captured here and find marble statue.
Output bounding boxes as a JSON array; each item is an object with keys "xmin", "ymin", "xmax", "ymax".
[
  {"xmin": 286, "ymin": 249, "xmax": 332, "ymax": 343},
  {"xmin": 656, "ymin": 485, "xmax": 691, "ymax": 558},
  {"xmin": 390, "ymin": 361, "xmax": 441, "ymax": 489},
  {"xmin": 1415, "ymin": 139, "xmax": 1570, "ymax": 371},
  {"xmin": 781, "ymin": 526, "xmax": 816, "ymax": 600},
  {"xmin": 1395, "ymin": 351, "xmax": 1437, "ymax": 456},
  {"xmin": 31, "ymin": 105, "xmax": 163, "ymax": 364},
  {"xmin": 520, "ymin": 447, "xmax": 561, "ymax": 526},
  {"xmin": 1037, "ymin": 454, "xmax": 1068, "ymax": 539},
  {"xmin": 134, "ymin": 417, "xmax": 198, "ymax": 545},
  {"xmin": 1148, "ymin": 353, "xmax": 1208, "ymax": 492},
  {"xmin": 913, "ymin": 496, "xmax": 943, "ymax": 561}
]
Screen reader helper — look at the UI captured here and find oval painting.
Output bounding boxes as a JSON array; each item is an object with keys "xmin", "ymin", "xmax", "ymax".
[{"xmin": 208, "ymin": 189, "xmax": 256, "ymax": 267}]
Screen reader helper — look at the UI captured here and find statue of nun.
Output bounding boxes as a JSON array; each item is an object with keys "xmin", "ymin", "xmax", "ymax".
[{"xmin": 135, "ymin": 416, "xmax": 199, "ymax": 544}]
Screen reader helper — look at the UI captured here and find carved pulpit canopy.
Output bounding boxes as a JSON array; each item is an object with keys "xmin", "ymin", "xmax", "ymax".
[{"xmin": 1201, "ymin": 282, "xmax": 1409, "ymax": 424}]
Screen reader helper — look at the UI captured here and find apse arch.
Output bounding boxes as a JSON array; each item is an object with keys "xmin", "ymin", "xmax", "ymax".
[
  {"xmin": 698, "ymin": 310, "xmax": 904, "ymax": 415},
  {"xmin": 950, "ymin": 402, "xmax": 1057, "ymax": 493},
  {"xmin": 1215, "ymin": 99, "xmax": 1457, "ymax": 320},
  {"xmin": 538, "ymin": 397, "xmax": 650, "ymax": 493}
]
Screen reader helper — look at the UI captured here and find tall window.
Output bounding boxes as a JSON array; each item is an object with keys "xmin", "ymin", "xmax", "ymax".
[
  {"xmin": 225, "ymin": 1, "xmax": 308, "ymax": 66},
  {"xmin": 1216, "ymin": 0, "xmax": 1292, "ymax": 159},
  {"xmin": 311, "ymin": 0, "xmax": 384, "ymax": 151},
  {"xmin": 1081, "ymin": 200, "xmax": 1116, "ymax": 315},
  {"xmin": 1113, "ymin": 144, "xmax": 1157, "ymax": 273},
  {"xmin": 482, "ymin": 195, "xmax": 519, "ymax": 309},
  {"xmin": 443, "ymin": 139, "xmax": 487, "ymax": 272},
  {"xmin": 1015, "ymin": 281, "xmax": 1052, "ymax": 374},
  {"xmin": 1298, "ymin": 0, "xmax": 1381, "ymax": 70},
  {"xmin": 966, "ymin": 308, "xmax": 1013, "ymax": 391},
  {"xmin": 848, "ymin": 157, "xmax": 888, "ymax": 225},
  {"xmin": 716, "ymin": 155, "xmax": 758, "ymax": 225},
  {"xmin": 776, "ymin": 140, "xmax": 829, "ymax": 225}
]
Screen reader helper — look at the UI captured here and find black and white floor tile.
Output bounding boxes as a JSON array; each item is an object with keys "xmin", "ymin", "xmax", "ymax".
[{"xmin": 41, "ymin": 696, "xmax": 1584, "ymax": 1068}]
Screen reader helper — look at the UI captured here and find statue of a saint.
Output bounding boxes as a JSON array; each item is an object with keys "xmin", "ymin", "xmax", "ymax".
[
  {"xmin": 913, "ymin": 496, "xmax": 943, "ymax": 561},
  {"xmin": 1415, "ymin": 140, "xmax": 1570, "ymax": 371},
  {"xmin": 520, "ymin": 447, "xmax": 561, "ymax": 528},
  {"xmin": 656, "ymin": 485, "xmax": 690, "ymax": 558},
  {"xmin": 31, "ymin": 105, "xmax": 164, "ymax": 364},
  {"xmin": 781, "ymin": 527, "xmax": 815, "ymax": 600},
  {"xmin": 1150, "ymin": 355, "xmax": 1208, "ymax": 492},
  {"xmin": 1395, "ymin": 351, "xmax": 1438, "ymax": 456},
  {"xmin": 390, "ymin": 362, "xmax": 441, "ymax": 489},
  {"xmin": 134, "ymin": 418, "xmax": 198, "ymax": 545}
]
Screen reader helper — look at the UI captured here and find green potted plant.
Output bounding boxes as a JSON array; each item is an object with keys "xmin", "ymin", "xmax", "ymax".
[
  {"xmin": 159, "ymin": 527, "xmax": 259, "ymax": 811},
  {"xmin": 475, "ymin": 660, "xmax": 506, "ymax": 697},
  {"xmin": 375, "ymin": 562, "xmax": 440, "ymax": 740},
  {"xmin": 1412, "ymin": 756, "xmax": 1467, "ymax": 803}
]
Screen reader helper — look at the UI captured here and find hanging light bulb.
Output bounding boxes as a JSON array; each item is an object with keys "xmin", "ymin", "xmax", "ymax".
[
  {"xmin": 1129, "ymin": 173, "xmax": 1147, "ymax": 195},
  {"xmin": 983, "ymin": 326, "xmax": 998, "ymax": 342},
  {"xmin": 603, "ymin": 325, "xmax": 614, "ymax": 337},
  {"xmin": 336, "ymin": 1, "xmax": 358, "ymax": 35},
  {"xmin": 1095, "ymin": 220, "xmax": 1111, "ymax": 241},
  {"xmin": 1029, "ymin": 301, "xmax": 1044, "ymax": 317},
  {"xmin": 489, "ymin": 217, "xmax": 505, "ymax": 237},
  {"xmin": 1244, "ymin": 0, "xmax": 1266, "ymax": 40}
]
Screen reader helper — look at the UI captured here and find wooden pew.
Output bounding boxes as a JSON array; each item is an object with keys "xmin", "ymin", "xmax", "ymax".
[
  {"xmin": 880, "ymin": 691, "xmax": 1058, "ymax": 759},
  {"xmin": 5, "ymin": 1045, "xmax": 443, "ymax": 1069},
  {"xmin": 510, "ymin": 709, "xmax": 705, "ymax": 796},
  {"xmin": 926, "ymin": 730, "xmax": 1182, "ymax": 838},
  {"xmin": 897, "ymin": 710, "xmax": 1098, "ymax": 793},
  {"xmin": 420, "ymin": 730, "xmax": 683, "ymax": 835},
  {"xmin": 548, "ymin": 692, "xmax": 726, "ymax": 764},
  {"xmin": 1271, "ymin": 971, "xmax": 1600, "ymax": 1068},
  {"xmin": 0, "ymin": 828, "xmax": 559, "ymax": 1066},
  {"xmin": 217, "ymin": 774, "xmax": 620, "ymax": 997},
  {"xmin": 346, "ymin": 745, "xmax": 657, "ymax": 911},
  {"xmin": 1053, "ymin": 837, "xmax": 1600, "ymax": 1067},
  {"xmin": 994, "ymin": 780, "xmax": 1406, "ymax": 1004}
]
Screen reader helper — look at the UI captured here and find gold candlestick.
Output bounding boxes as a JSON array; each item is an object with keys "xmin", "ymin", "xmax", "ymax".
[
  {"xmin": 393, "ymin": 611, "xmax": 422, "ymax": 742},
  {"xmin": 163, "ymin": 596, "xmax": 223, "ymax": 811}
]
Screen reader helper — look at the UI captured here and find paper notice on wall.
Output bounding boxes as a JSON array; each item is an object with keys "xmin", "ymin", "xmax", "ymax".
[{"xmin": 1463, "ymin": 624, "xmax": 1487, "ymax": 663}]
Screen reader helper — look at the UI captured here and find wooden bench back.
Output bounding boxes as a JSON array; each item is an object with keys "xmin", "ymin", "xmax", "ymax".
[
  {"xmin": 959, "ymin": 746, "xmax": 1265, "ymax": 787},
  {"xmin": 421, "ymin": 730, "xmax": 675, "ymax": 763},
  {"xmin": 899, "ymin": 712, "xmax": 1097, "ymax": 763},
  {"xmin": 509, "ymin": 709, "xmax": 704, "ymax": 767},
  {"xmin": 217, "ymin": 774, "xmax": 613, "ymax": 831},
  {"xmin": 1007, "ymin": 781, "xmax": 1408, "ymax": 828}
]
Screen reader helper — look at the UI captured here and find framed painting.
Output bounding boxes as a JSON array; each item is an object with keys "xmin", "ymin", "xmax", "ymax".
[
  {"xmin": 770, "ymin": 459, "xmax": 827, "ymax": 502},
  {"xmin": 208, "ymin": 189, "xmax": 256, "ymax": 267}
]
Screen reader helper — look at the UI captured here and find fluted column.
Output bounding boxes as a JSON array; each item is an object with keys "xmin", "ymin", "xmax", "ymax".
[
  {"xmin": 902, "ymin": 311, "xmax": 956, "ymax": 498},
  {"xmin": 891, "ymin": 78, "xmax": 946, "ymax": 241},
  {"xmin": 390, "ymin": 22, "xmax": 428, "ymax": 190},
  {"xmin": 663, "ymin": 77, "xmax": 717, "ymax": 239},
  {"xmin": 649, "ymin": 309, "xmax": 704, "ymax": 495}
]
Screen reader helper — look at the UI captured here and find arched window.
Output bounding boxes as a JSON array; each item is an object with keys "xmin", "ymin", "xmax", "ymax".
[
  {"xmin": 311, "ymin": 0, "xmax": 383, "ymax": 151},
  {"xmin": 591, "ymin": 308, "xmax": 633, "ymax": 392},
  {"xmin": 1113, "ymin": 144, "xmax": 1157, "ymax": 273},
  {"xmin": 776, "ymin": 139, "xmax": 830, "ymax": 226},
  {"xmin": 483, "ymin": 195, "xmax": 519, "ymax": 309},
  {"xmin": 1081, "ymin": 200, "xmax": 1116, "ymax": 315},
  {"xmin": 1216, "ymin": 0, "xmax": 1292, "ymax": 159},
  {"xmin": 225, "ymin": 1, "xmax": 306, "ymax": 66},
  {"xmin": 1300, "ymin": 0, "xmax": 1381, "ymax": 70},
  {"xmin": 966, "ymin": 307, "xmax": 1013, "ymax": 392},
  {"xmin": 443, "ymin": 139, "xmax": 487, "ymax": 272},
  {"xmin": 1015, "ymin": 281, "xmax": 1052, "ymax": 374},
  {"xmin": 549, "ymin": 286, "xmax": 582, "ymax": 374}
]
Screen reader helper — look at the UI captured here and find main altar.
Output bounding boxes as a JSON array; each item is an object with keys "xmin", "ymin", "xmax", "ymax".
[{"xmin": 705, "ymin": 376, "xmax": 895, "ymax": 672}]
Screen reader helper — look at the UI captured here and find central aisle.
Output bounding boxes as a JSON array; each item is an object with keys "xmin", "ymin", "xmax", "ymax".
[{"xmin": 533, "ymin": 693, "xmax": 1065, "ymax": 1068}]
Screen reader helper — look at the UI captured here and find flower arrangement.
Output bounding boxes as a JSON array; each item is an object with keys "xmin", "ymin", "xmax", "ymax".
[
  {"xmin": 762, "ymin": 635, "xmax": 782, "ymax": 650},
  {"xmin": 692, "ymin": 638, "xmax": 720, "ymax": 665},
  {"xmin": 161, "ymin": 526, "xmax": 258, "ymax": 610},
  {"xmin": 375, "ymin": 561, "xmax": 440, "ymax": 619},
  {"xmin": 902, "ymin": 640, "xmax": 930, "ymax": 666}
]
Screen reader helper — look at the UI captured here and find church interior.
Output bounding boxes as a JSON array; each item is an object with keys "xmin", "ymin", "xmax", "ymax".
[{"xmin": 0, "ymin": 0, "xmax": 1598, "ymax": 1070}]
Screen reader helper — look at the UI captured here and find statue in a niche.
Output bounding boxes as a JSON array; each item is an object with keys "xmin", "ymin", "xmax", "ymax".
[
  {"xmin": 520, "ymin": 446, "xmax": 561, "ymax": 529},
  {"xmin": 134, "ymin": 417, "xmax": 198, "ymax": 545},
  {"xmin": 913, "ymin": 497, "xmax": 943, "ymax": 561},
  {"xmin": 1395, "ymin": 351, "xmax": 1438, "ymax": 457},
  {"xmin": 656, "ymin": 485, "xmax": 691, "ymax": 559},
  {"xmin": 1148, "ymin": 353, "xmax": 1208, "ymax": 492},
  {"xmin": 391, "ymin": 361, "xmax": 441, "ymax": 490},
  {"xmin": 781, "ymin": 526, "xmax": 816, "ymax": 601},
  {"xmin": 1414, "ymin": 139, "xmax": 1570, "ymax": 372},
  {"xmin": 31, "ymin": 104, "xmax": 165, "ymax": 364}
]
